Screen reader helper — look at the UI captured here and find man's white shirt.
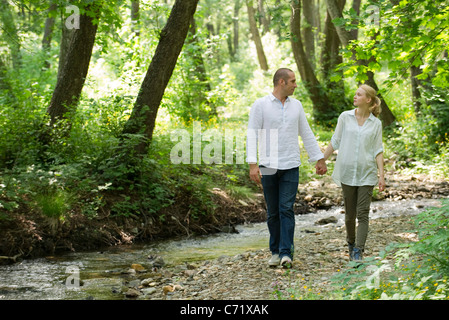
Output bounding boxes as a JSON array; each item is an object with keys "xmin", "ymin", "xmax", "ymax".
[{"xmin": 246, "ymin": 93, "xmax": 324, "ymax": 170}]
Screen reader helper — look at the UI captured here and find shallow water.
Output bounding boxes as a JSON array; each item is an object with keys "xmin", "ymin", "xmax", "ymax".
[{"xmin": 0, "ymin": 197, "xmax": 443, "ymax": 300}]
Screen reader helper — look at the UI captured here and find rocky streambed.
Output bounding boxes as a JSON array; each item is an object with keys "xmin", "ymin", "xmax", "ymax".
[{"xmin": 0, "ymin": 174, "xmax": 448, "ymax": 300}]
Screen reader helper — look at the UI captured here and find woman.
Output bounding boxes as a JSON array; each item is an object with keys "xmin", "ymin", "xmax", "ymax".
[{"xmin": 323, "ymin": 84, "xmax": 386, "ymax": 261}]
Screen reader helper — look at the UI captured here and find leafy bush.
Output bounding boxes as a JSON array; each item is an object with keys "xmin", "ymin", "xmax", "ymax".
[{"xmin": 331, "ymin": 200, "xmax": 449, "ymax": 300}]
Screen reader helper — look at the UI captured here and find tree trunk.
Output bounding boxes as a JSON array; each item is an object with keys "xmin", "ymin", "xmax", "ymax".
[
  {"xmin": 258, "ymin": 0, "xmax": 270, "ymax": 34},
  {"xmin": 321, "ymin": 1, "xmax": 344, "ymax": 81},
  {"xmin": 122, "ymin": 0, "xmax": 199, "ymax": 155},
  {"xmin": 302, "ymin": 0, "xmax": 316, "ymax": 69},
  {"xmin": 290, "ymin": 0, "xmax": 335, "ymax": 121},
  {"xmin": 325, "ymin": 0, "xmax": 396, "ymax": 127},
  {"xmin": 246, "ymin": 0, "xmax": 268, "ymax": 71},
  {"xmin": 232, "ymin": 0, "xmax": 241, "ymax": 58},
  {"xmin": 42, "ymin": 2, "xmax": 57, "ymax": 69},
  {"xmin": 131, "ymin": 0, "xmax": 140, "ymax": 36},
  {"xmin": 47, "ymin": 3, "xmax": 100, "ymax": 126},
  {"xmin": 187, "ymin": 16, "xmax": 216, "ymax": 119},
  {"xmin": 350, "ymin": 0, "xmax": 361, "ymax": 41},
  {"xmin": 0, "ymin": 0, "xmax": 21, "ymax": 70},
  {"xmin": 410, "ymin": 65, "xmax": 422, "ymax": 114}
]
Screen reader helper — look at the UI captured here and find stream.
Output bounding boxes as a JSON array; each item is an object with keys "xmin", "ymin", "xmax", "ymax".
[{"xmin": 0, "ymin": 197, "xmax": 444, "ymax": 300}]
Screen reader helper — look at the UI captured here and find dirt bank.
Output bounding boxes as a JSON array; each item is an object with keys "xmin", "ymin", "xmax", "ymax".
[{"xmin": 1, "ymin": 172, "xmax": 448, "ymax": 266}]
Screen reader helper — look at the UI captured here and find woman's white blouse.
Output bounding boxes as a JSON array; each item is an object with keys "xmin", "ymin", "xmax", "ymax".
[{"xmin": 331, "ymin": 109, "xmax": 383, "ymax": 187}]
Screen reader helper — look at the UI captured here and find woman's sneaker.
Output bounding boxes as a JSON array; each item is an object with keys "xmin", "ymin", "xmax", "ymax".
[
  {"xmin": 268, "ymin": 254, "xmax": 280, "ymax": 267},
  {"xmin": 348, "ymin": 243, "xmax": 355, "ymax": 261},
  {"xmin": 352, "ymin": 247, "xmax": 363, "ymax": 261}
]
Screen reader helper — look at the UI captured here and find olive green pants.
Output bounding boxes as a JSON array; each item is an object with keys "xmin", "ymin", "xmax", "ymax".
[{"xmin": 341, "ymin": 184, "xmax": 374, "ymax": 251}]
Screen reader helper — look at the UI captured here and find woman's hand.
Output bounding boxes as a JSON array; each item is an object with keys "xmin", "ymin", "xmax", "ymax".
[
  {"xmin": 315, "ymin": 159, "xmax": 327, "ymax": 175},
  {"xmin": 378, "ymin": 176, "xmax": 386, "ymax": 192}
]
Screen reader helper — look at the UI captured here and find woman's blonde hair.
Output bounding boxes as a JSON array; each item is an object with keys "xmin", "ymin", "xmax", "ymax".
[{"xmin": 360, "ymin": 84, "xmax": 382, "ymax": 117}]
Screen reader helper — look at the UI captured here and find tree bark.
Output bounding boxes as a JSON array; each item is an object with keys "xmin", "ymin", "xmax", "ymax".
[
  {"xmin": 321, "ymin": 0, "xmax": 344, "ymax": 81},
  {"xmin": 325, "ymin": 0, "xmax": 396, "ymax": 127},
  {"xmin": 246, "ymin": 0, "xmax": 268, "ymax": 71},
  {"xmin": 258, "ymin": 0, "xmax": 270, "ymax": 34},
  {"xmin": 410, "ymin": 65, "xmax": 422, "ymax": 114},
  {"xmin": 47, "ymin": 4, "xmax": 100, "ymax": 126},
  {"xmin": 42, "ymin": 2, "xmax": 57, "ymax": 69},
  {"xmin": 302, "ymin": 0, "xmax": 316, "ymax": 69},
  {"xmin": 131, "ymin": 0, "xmax": 140, "ymax": 36},
  {"xmin": 122, "ymin": 0, "xmax": 199, "ymax": 155},
  {"xmin": 0, "ymin": 0, "xmax": 21, "ymax": 70},
  {"xmin": 234, "ymin": 0, "xmax": 241, "ymax": 55},
  {"xmin": 290, "ymin": 0, "xmax": 334, "ymax": 121}
]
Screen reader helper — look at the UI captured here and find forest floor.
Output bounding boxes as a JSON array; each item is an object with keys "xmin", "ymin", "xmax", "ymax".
[
  {"xmin": 1, "ymin": 169, "xmax": 449, "ymax": 300},
  {"xmin": 120, "ymin": 172, "xmax": 449, "ymax": 300}
]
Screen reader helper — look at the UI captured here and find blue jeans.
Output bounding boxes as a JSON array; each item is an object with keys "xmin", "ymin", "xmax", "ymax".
[{"xmin": 260, "ymin": 166, "xmax": 299, "ymax": 260}]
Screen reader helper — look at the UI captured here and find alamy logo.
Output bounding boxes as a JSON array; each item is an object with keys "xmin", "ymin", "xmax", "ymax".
[
  {"xmin": 65, "ymin": 264, "xmax": 83, "ymax": 290},
  {"xmin": 169, "ymin": 121, "xmax": 278, "ymax": 167},
  {"xmin": 365, "ymin": 5, "xmax": 380, "ymax": 28},
  {"xmin": 65, "ymin": 5, "xmax": 80, "ymax": 30}
]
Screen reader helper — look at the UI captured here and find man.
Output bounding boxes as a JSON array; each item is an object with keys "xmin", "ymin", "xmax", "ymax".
[{"xmin": 246, "ymin": 68, "xmax": 327, "ymax": 268}]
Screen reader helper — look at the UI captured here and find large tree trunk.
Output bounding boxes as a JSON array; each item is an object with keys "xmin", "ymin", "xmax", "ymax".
[
  {"xmin": 325, "ymin": 0, "xmax": 396, "ymax": 127},
  {"xmin": 47, "ymin": 3, "xmax": 100, "ymax": 126},
  {"xmin": 246, "ymin": 0, "xmax": 269, "ymax": 71},
  {"xmin": 122, "ymin": 0, "xmax": 199, "ymax": 155},
  {"xmin": 321, "ymin": 0, "xmax": 344, "ymax": 88},
  {"xmin": 290, "ymin": 0, "xmax": 335, "ymax": 121}
]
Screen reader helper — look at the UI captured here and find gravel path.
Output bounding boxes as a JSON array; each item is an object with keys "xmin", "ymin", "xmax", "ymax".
[
  {"xmin": 124, "ymin": 214, "xmax": 418, "ymax": 300},
  {"xmin": 121, "ymin": 174, "xmax": 448, "ymax": 300}
]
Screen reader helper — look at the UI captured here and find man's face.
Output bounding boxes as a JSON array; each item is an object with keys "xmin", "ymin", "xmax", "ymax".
[{"xmin": 282, "ymin": 72, "xmax": 297, "ymax": 96}]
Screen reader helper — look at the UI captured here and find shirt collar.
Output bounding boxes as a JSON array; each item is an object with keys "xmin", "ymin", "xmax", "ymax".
[
  {"xmin": 269, "ymin": 93, "xmax": 290, "ymax": 104},
  {"xmin": 350, "ymin": 108, "xmax": 375, "ymax": 121}
]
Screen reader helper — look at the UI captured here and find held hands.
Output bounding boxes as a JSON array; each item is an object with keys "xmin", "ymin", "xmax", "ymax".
[{"xmin": 315, "ymin": 159, "xmax": 327, "ymax": 175}]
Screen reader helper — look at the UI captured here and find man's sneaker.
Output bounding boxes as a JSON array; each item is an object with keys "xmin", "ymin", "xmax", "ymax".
[
  {"xmin": 268, "ymin": 254, "xmax": 280, "ymax": 267},
  {"xmin": 280, "ymin": 256, "xmax": 292, "ymax": 268}
]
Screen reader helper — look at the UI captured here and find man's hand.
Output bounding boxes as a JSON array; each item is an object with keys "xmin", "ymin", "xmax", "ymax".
[
  {"xmin": 249, "ymin": 163, "xmax": 262, "ymax": 186},
  {"xmin": 315, "ymin": 159, "xmax": 327, "ymax": 175}
]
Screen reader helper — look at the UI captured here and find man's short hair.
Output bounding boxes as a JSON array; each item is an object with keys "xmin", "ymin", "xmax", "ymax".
[{"xmin": 273, "ymin": 68, "xmax": 293, "ymax": 87}]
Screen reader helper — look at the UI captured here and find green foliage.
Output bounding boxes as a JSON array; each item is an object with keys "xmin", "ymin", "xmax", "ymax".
[
  {"xmin": 0, "ymin": 0, "xmax": 448, "ymax": 260},
  {"xmin": 331, "ymin": 200, "xmax": 449, "ymax": 300},
  {"xmin": 384, "ymin": 86, "xmax": 449, "ymax": 175},
  {"xmin": 411, "ymin": 199, "xmax": 449, "ymax": 272}
]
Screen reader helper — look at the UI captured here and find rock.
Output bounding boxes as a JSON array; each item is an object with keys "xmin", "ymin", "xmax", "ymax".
[
  {"xmin": 148, "ymin": 255, "xmax": 165, "ymax": 268},
  {"xmin": 131, "ymin": 263, "xmax": 145, "ymax": 271},
  {"xmin": 128, "ymin": 279, "xmax": 141, "ymax": 288},
  {"xmin": 185, "ymin": 269, "xmax": 196, "ymax": 277},
  {"xmin": 125, "ymin": 268, "xmax": 136, "ymax": 275},
  {"xmin": 142, "ymin": 287, "xmax": 157, "ymax": 295},
  {"xmin": 315, "ymin": 216, "xmax": 338, "ymax": 225},
  {"xmin": 163, "ymin": 285, "xmax": 174, "ymax": 294},
  {"xmin": 124, "ymin": 288, "xmax": 141, "ymax": 298}
]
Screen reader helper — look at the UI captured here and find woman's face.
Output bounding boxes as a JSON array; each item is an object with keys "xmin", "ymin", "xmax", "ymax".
[{"xmin": 353, "ymin": 88, "xmax": 371, "ymax": 107}]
